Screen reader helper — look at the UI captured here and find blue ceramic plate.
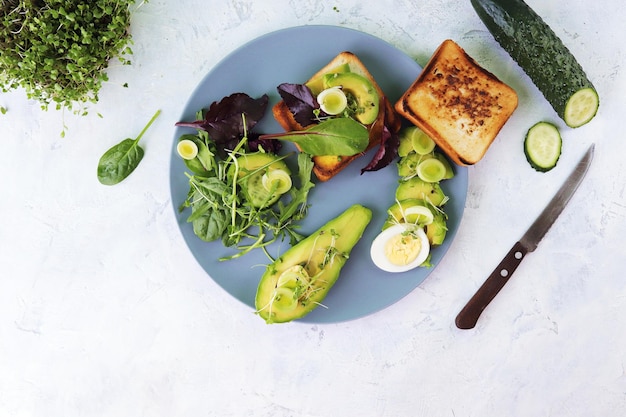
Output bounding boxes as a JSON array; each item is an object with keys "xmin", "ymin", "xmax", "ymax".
[{"xmin": 170, "ymin": 26, "xmax": 468, "ymax": 323}]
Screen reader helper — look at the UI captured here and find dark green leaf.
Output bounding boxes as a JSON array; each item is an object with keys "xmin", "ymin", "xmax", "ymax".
[
  {"xmin": 279, "ymin": 153, "xmax": 315, "ymax": 224},
  {"xmin": 192, "ymin": 205, "xmax": 229, "ymax": 242},
  {"xmin": 97, "ymin": 110, "xmax": 161, "ymax": 185},
  {"xmin": 97, "ymin": 138, "xmax": 144, "ymax": 185},
  {"xmin": 260, "ymin": 117, "xmax": 369, "ymax": 156}
]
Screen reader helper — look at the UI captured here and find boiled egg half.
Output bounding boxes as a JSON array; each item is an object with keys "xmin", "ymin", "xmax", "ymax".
[{"xmin": 370, "ymin": 223, "xmax": 430, "ymax": 273}]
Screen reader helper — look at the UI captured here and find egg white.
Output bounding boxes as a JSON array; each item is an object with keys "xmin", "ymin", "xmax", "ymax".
[{"xmin": 370, "ymin": 223, "xmax": 430, "ymax": 273}]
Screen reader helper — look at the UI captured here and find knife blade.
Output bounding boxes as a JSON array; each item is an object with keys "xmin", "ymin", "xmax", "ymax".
[{"xmin": 455, "ymin": 144, "xmax": 595, "ymax": 329}]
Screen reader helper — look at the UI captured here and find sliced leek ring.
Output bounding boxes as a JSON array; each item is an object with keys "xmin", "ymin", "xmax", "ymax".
[
  {"xmin": 403, "ymin": 205, "xmax": 434, "ymax": 226},
  {"xmin": 416, "ymin": 158, "xmax": 446, "ymax": 183},
  {"xmin": 262, "ymin": 169, "xmax": 292, "ymax": 194},
  {"xmin": 317, "ymin": 86, "xmax": 348, "ymax": 115},
  {"xmin": 177, "ymin": 139, "xmax": 199, "ymax": 160},
  {"xmin": 410, "ymin": 128, "xmax": 436, "ymax": 155}
]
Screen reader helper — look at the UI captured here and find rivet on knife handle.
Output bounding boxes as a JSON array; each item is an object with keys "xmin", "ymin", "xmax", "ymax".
[{"xmin": 455, "ymin": 242, "xmax": 529, "ymax": 329}]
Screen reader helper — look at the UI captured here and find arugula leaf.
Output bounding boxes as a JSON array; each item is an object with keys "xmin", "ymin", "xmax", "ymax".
[
  {"xmin": 97, "ymin": 110, "xmax": 161, "ymax": 185},
  {"xmin": 260, "ymin": 118, "xmax": 369, "ymax": 156},
  {"xmin": 278, "ymin": 153, "xmax": 315, "ymax": 228}
]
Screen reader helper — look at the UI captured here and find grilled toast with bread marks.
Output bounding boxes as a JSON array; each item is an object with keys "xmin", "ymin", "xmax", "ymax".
[
  {"xmin": 273, "ymin": 51, "xmax": 401, "ymax": 181},
  {"xmin": 395, "ymin": 39, "xmax": 518, "ymax": 166}
]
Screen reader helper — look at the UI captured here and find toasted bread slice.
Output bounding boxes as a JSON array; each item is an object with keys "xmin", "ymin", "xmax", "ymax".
[
  {"xmin": 395, "ymin": 39, "xmax": 518, "ymax": 166},
  {"xmin": 273, "ymin": 51, "xmax": 400, "ymax": 181}
]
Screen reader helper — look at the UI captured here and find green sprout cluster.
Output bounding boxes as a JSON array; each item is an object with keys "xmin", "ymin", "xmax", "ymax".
[{"xmin": 0, "ymin": 0, "xmax": 137, "ymax": 114}]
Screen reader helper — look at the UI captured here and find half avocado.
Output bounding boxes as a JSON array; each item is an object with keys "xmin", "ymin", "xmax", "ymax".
[{"xmin": 255, "ymin": 204, "xmax": 372, "ymax": 323}]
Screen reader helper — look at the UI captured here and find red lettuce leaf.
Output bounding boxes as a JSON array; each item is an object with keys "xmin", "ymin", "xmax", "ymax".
[
  {"xmin": 361, "ymin": 98, "xmax": 400, "ymax": 173},
  {"xmin": 277, "ymin": 83, "xmax": 327, "ymax": 127},
  {"xmin": 175, "ymin": 93, "xmax": 269, "ymax": 151},
  {"xmin": 247, "ymin": 133, "xmax": 282, "ymax": 154}
]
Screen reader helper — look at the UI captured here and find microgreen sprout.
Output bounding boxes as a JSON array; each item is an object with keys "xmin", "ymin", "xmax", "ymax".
[{"xmin": 0, "ymin": 1, "xmax": 140, "ymax": 115}]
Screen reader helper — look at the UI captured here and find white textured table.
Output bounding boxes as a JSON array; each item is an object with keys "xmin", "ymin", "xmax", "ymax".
[{"xmin": 2, "ymin": 1, "xmax": 625, "ymax": 416}]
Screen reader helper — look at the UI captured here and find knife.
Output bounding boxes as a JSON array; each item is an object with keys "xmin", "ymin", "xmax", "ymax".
[{"xmin": 455, "ymin": 144, "xmax": 595, "ymax": 329}]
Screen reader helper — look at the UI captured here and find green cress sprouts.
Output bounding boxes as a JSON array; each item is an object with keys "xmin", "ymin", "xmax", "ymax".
[{"xmin": 0, "ymin": 1, "xmax": 139, "ymax": 115}]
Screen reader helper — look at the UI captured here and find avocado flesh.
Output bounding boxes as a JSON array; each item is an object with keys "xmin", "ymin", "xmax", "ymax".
[
  {"xmin": 382, "ymin": 198, "xmax": 447, "ymax": 246},
  {"xmin": 426, "ymin": 212, "xmax": 447, "ymax": 246},
  {"xmin": 255, "ymin": 204, "xmax": 372, "ymax": 324},
  {"xmin": 324, "ymin": 72, "xmax": 380, "ymax": 124},
  {"xmin": 383, "ymin": 198, "xmax": 431, "ymax": 229},
  {"xmin": 305, "ymin": 63, "xmax": 351, "ymax": 96},
  {"xmin": 395, "ymin": 177, "xmax": 447, "ymax": 207}
]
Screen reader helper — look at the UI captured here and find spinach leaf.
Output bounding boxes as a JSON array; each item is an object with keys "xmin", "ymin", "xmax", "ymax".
[
  {"xmin": 260, "ymin": 118, "xmax": 369, "ymax": 156},
  {"xmin": 192, "ymin": 201, "xmax": 229, "ymax": 242},
  {"xmin": 187, "ymin": 176, "xmax": 231, "ymax": 242},
  {"xmin": 97, "ymin": 110, "xmax": 161, "ymax": 185}
]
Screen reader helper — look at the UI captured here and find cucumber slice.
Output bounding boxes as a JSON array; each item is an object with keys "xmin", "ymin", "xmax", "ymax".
[
  {"xmin": 416, "ymin": 158, "xmax": 446, "ymax": 183},
  {"xmin": 564, "ymin": 88, "xmax": 600, "ymax": 128},
  {"xmin": 246, "ymin": 170, "xmax": 281, "ymax": 207},
  {"xmin": 524, "ymin": 122, "xmax": 562, "ymax": 172},
  {"xmin": 231, "ymin": 152, "xmax": 291, "ymax": 208}
]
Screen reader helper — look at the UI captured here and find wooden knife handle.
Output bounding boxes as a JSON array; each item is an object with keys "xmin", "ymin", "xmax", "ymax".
[{"xmin": 455, "ymin": 241, "xmax": 529, "ymax": 329}]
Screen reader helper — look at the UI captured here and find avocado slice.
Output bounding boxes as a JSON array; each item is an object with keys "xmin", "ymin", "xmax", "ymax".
[
  {"xmin": 255, "ymin": 204, "xmax": 372, "ymax": 324},
  {"xmin": 382, "ymin": 198, "xmax": 432, "ymax": 229},
  {"xmin": 381, "ymin": 198, "xmax": 447, "ymax": 246},
  {"xmin": 425, "ymin": 210, "xmax": 448, "ymax": 246},
  {"xmin": 305, "ymin": 63, "xmax": 351, "ymax": 96},
  {"xmin": 397, "ymin": 152, "xmax": 422, "ymax": 177},
  {"xmin": 323, "ymin": 72, "xmax": 380, "ymax": 124},
  {"xmin": 395, "ymin": 177, "xmax": 447, "ymax": 206}
]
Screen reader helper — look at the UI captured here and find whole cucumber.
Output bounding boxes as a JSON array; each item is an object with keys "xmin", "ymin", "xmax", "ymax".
[{"xmin": 471, "ymin": 0, "xmax": 599, "ymax": 128}]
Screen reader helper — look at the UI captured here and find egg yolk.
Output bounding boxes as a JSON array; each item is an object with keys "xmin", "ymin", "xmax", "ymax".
[{"xmin": 384, "ymin": 233, "xmax": 422, "ymax": 266}]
